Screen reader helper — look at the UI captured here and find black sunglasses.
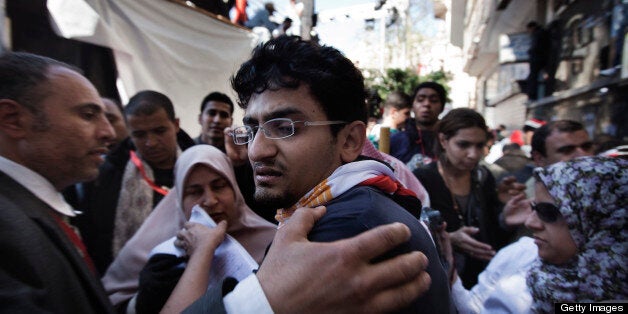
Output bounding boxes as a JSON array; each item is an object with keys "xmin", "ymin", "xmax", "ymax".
[
  {"xmin": 556, "ymin": 141, "xmax": 594, "ymax": 154},
  {"xmin": 530, "ymin": 201, "xmax": 562, "ymax": 223}
]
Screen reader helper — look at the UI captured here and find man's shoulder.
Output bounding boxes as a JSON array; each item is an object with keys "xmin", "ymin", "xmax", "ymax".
[
  {"xmin": 314, "ymin": 186, "xmax": 423, "ymax": 238},
  {"xmin": 317, "ymin": 186, "xmax": 452, "ymax": 313},
  {"xmin": 326, "ymin": 185, "xmax": 404, "ymax": 214}
]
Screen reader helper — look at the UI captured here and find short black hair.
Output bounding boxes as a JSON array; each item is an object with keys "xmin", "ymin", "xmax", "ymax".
[
  {"xmin": 502, "ymin": 143, "xmax": 522, "ymax": 154},
  {"xmin": 200, "ymin": 92, "xmax": 234, "ymax": 114},
  {"xmin": 0, "ymin": 52, "xmax": 77, "ymax": 126},
  {"xmin": 231, "ymin": 36, "xmax": 367, "ymax": 136},
  {"xmin": 102, "ymin": 97, "xmax": 123, "ymax": 113},
  {"xmin": 0, "ymin": 52, "xmax": 82, "ymax": 131},
  {"xmin": 125, "ymin": 90, "xmax": 176, "ymax": 122},
  {"xmin": 413, "ymin": 81, "xmax": 447, "ymax": 108},
  {"xmin": 531, "ymin": 120, "xmax": 585, "ymax": 156},
  {"xmin": 383, "ymin": 91, "xmax": 411, "ymax": 110}
]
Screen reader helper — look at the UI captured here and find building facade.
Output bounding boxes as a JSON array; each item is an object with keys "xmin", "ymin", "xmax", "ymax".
[{"xmin": 453, "ymin": 0, "xmax": 628, "ymax": 142}]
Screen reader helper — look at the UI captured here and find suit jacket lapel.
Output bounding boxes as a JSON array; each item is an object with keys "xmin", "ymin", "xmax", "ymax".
[{"xmin": 0, "ymin": 172, "xmax": 112, "ymax": 311}]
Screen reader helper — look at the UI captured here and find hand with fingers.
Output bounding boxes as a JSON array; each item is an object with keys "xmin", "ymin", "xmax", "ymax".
[
  {"xmin": 449, "ymin": 227, "xmax": 495, "ymax": 261},
  {"xmin": 163, "ymin": 221, "xmax": 228, "ymax": 314},
  {"xmin": 256, "ymin": 206, "xmax": 432, "ymax": 314},
  {"xmin": 502, "ymin": 193, "xmax": 532, "ymax": 227},
  {"xmin": 224, "ymin": 126, "xmax": 249, "ymax": 166},
  {"xmin": 434, "ymin": 222, "xmax": 456, "ymax": 285},
  {"xmin": 175, "ymin": 221, "xmax": 228, "ymax": 257},
  {"xmin": 497, "ymin": 176, "xmax": 526, "ymax": 204}
]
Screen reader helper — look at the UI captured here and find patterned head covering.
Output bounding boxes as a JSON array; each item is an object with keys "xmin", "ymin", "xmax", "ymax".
[{"xmin": 527, "ymin": 156, "xmax": 628, "ymax": 313}]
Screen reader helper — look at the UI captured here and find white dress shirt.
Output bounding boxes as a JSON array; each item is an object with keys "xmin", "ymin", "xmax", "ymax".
[
  {"xmin": 0, "ymin": 155, "xmax": 77, "ymax": 217},
  {"xmin": 224, "ymin": 274, "xmax": 273, "ymax": 313}
]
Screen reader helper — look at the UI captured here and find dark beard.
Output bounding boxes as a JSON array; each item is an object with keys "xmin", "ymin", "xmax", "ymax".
[{"xmin": 253, "ymin": 188, "xmax": 299, "ymax": 210}]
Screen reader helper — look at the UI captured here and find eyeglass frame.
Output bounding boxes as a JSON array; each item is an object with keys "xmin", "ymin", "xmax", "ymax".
[
  {"xmin": 530, "ymin": 201, "xmax": 562, "ymax": 223},
  {"xmin": 229, "ymin": 118, "xmax": 347, "ymax": 145}
]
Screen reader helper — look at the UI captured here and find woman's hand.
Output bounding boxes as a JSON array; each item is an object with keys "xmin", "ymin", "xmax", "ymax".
[
  {"xmin": 434, "ymin": 222, "xmax": 458, "ymax": 285},
  {"xmin": 497, "ymin": 176, "xmax": 526, "ymax": 204},
  {"xmin": 449, "ymin": 227, "xmax": 495, "ymax": 261},
  {"xmin": 502, "ymin": 193, "xmax": 532, "ymax": 227},
  {"xmin": 175, "ymin": 221, "xmax": 227, "ymax": 257},
  {"xmin": 163, "ymin": 221, "xmax": 228, "ymax": 314}
]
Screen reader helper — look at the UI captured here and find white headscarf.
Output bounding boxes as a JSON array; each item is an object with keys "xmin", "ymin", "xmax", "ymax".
[{"xmin": 102, "ymin": 145, "xmax": 276, "ymax": 306}]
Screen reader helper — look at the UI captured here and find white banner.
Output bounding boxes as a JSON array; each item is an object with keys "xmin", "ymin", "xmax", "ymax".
[{"xmin": 47, "ymin": 0, "xmax": 257, "ymax": 135}]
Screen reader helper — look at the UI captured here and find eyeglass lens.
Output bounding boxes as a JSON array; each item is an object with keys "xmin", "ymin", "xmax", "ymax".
[
  {"xmin": 232, "ymin": 118, "xmax": 296, "ymax": 145},
  {"xmin": 531, "ymin": 202, "xmax": 561, "ymax": 223}
]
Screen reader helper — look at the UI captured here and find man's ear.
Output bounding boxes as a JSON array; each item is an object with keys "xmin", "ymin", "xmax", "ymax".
[
  {"xmin": 174, "ymin": 117, "xmax": 180, "ymax": 132},
  {"xmin": 338, "ymin": 121, "xmax": 366, "ymax": 163},
  {"xmin": 0, "ymin": 99, "xmax": 29, "ymax": 138},
  {"xmin": 198, "ymin": 113, "xmax": 202, "ymax": 126}
]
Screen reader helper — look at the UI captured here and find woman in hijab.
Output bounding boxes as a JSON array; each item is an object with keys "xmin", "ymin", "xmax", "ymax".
[
  {"xmin": 523, "ymin": 156, "xmax": 627, "ymax": 312},
  {"xmin": 449, "ymin": 156, "xmax": 627, "ymax": 313},
  {"xmin": 102, "ymin": 145, "xmax": 276, "ymax": 312}
]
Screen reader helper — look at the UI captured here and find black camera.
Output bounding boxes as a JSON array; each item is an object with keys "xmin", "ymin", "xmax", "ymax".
[{"xmin": 421, "ymin": 207, "xmax": 444, "ymax": 231}]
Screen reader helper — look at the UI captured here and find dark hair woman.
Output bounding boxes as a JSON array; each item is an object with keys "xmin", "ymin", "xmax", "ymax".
[{"xmin": 413, "ymin": 108, "xmax": 513, "ymax": 288}]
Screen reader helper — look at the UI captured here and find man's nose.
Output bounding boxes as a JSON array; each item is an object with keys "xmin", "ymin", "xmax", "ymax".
[{"xmin": 248, "ymin": 127, "xmax": 276, "ymax": 162}]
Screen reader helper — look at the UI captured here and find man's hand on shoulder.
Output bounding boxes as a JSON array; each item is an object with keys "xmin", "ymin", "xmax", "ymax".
[{"xmin": 256, "ymin": 206, "xmax": 432, "ymax": 313}]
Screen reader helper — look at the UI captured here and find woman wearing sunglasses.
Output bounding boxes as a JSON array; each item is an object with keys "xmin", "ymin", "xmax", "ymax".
[{"xmin": 449, "ymin": 156, "xmax": 627, "ymax": 313}]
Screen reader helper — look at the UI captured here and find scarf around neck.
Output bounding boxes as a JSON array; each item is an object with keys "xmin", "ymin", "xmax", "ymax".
[
  {"xmin": 112, "ymin": 147, "xmax": 181, "ymax": 257},
  {"xmin": 275, "ymin": 159, "xmax": 421, "ymax": 226}
]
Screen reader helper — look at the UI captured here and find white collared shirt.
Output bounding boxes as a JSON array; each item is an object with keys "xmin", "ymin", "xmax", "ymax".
[
  {"xmin": 224, "ymin": 274, "xmax": 273, "ymax": 313},
  {"xmin": 0, "ymin": 155, "xmax": 77, "ymax": 217}
]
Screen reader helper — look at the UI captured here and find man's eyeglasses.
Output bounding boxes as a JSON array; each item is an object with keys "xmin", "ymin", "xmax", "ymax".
[
  {"xmin": 530, "ymin": 201, "xmax": 562, "ymax": 223},
  {"xmin": 556, "ymin": 142, "xmax": 594, "ymax": 154},
  {"xmin": 230, "ymin": 118, "xmax": 347, "ymax": 145}
]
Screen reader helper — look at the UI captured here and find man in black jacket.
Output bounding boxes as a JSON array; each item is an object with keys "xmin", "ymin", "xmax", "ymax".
[{"xmin": 69, "ymin": 91, "xmax": 196, "ymax": 274}]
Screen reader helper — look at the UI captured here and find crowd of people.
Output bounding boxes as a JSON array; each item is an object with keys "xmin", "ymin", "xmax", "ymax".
[{"xmin": 1, "ymin": 35, "xmax": 626, "ymax": 314}]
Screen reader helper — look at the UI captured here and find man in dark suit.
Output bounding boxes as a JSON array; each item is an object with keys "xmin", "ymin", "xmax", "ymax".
[{"xmin": 0, "ymin": 52, "xmax": 115, "ymax": 313}]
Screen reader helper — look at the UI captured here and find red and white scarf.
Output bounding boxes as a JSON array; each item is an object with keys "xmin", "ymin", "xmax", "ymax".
[{"xmin": 276, "ymin": 159, "xmax": 419, "ymax": 226}]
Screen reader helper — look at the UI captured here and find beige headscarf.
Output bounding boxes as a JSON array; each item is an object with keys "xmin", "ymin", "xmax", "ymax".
[{"xmin": 102, "ymin": 145, "xmax": 276, "ymax": 306}]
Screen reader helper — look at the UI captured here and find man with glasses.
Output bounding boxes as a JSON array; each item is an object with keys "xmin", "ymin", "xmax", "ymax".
[
  {"xmin": 389, "ymin": 82, "xmax": 447, "ymax": 171},
  {"xmin": 186, "ymin": 36, "xmax": 452, "ymax": 313}
]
